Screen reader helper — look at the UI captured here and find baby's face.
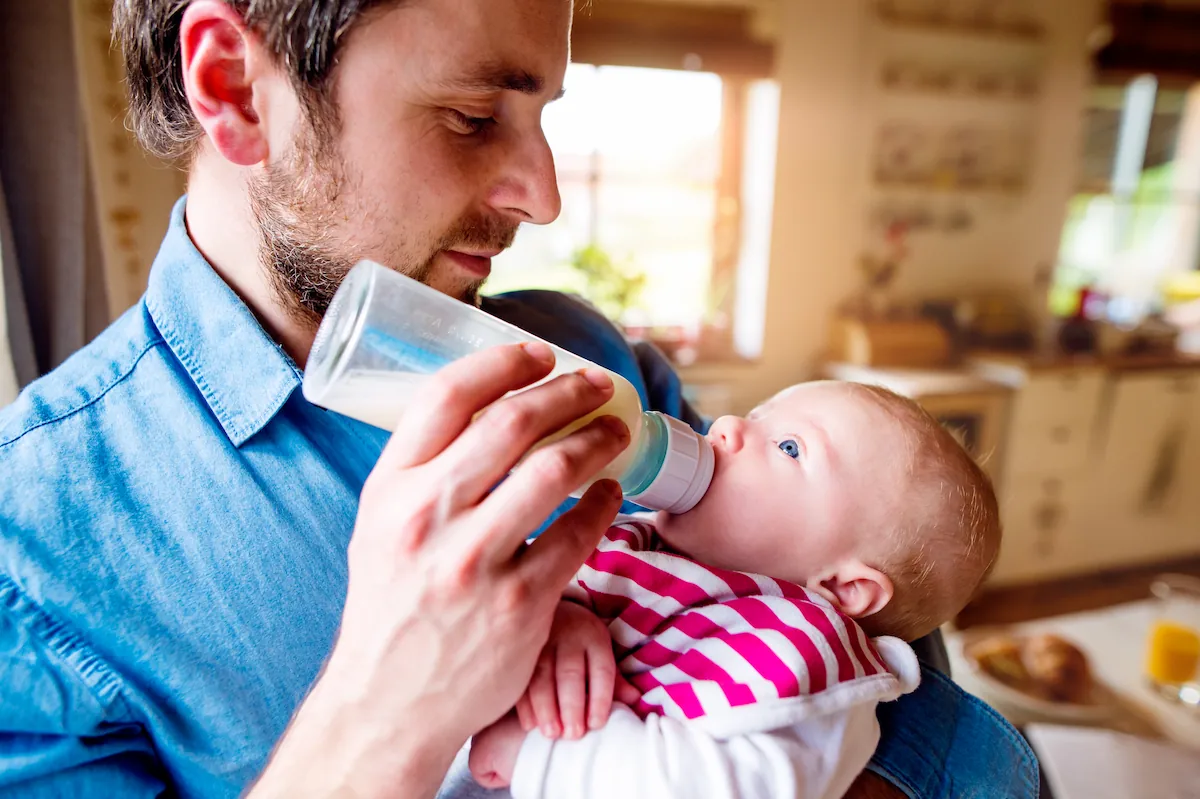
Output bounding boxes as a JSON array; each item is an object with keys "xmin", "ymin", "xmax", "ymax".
[{"xmin": 656, "ymin": 382, "xmax": 908, "ymax": 586}]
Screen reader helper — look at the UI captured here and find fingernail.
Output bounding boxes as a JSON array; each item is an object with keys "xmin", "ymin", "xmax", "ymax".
[
  {"xmin": 567, "ymin": 723, "xmax": 584, "ymax": 739},
  {"xmin": 541, "ymin": 723, "xmax": 559, "ymax": 739},
  {"xmin": 522, "ymin": 341, "xmax": 554, "ymax": 365},
  {"xmin": 579, "ymin": 368, "xmax": 613, "ymax": 392}
]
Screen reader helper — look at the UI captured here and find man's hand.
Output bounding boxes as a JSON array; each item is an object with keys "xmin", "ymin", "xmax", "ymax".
[
  {"xmin": 516, "ymin": 601, "xmax": 641, "ymax": 740},
  {"xmin": 468, "ymin": 712, "xmax": 527, "ymax": 789},
  {"xmin": 845, "ymin": 770, "xmax": 907, "ymax": 798},
  {"xmin": 251, "ymin": 342, "xmax": 629, "ymax": 799}
]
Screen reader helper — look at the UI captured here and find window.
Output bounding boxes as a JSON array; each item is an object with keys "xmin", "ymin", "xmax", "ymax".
[
  {"xmin": 486, "ymin": 63, "xmax": 778, "ymax": 363},
  {"xmin": 1055, "ymin": 77, "xmax": 1200, "ymax": 319}
]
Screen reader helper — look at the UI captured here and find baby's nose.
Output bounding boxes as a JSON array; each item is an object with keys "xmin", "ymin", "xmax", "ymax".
[{"xmin": 708, "ymin": 416, "xmax": 745, "ymax": 454}]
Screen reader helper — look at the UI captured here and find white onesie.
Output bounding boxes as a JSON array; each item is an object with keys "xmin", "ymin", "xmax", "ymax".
[{"xmin": 509, "ymin": 517, "xmax": 921, "ymax": 799}]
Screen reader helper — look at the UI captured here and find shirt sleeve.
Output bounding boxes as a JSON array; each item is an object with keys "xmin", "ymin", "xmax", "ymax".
[
  {"xmin": 629, "ymin": 341, "xmax": 710, "ymax": 435},
  {"xmin": 0, "ymin": 579, "xmax": 166, "ymax": 797},
  {"xmin": 510, "ymin": 702, "xmax": 879, "ymax": 799}
]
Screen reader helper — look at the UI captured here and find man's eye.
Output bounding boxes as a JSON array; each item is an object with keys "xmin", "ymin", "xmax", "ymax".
[
  {"xmin": 447, "ymin": 109, "xmax": 494, "ymax": 135},
  {"xmin": 778, "ymin": 439, "xmax": 801, "ymax": 459}
]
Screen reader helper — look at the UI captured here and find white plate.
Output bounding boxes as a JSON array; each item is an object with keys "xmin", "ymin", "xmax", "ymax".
[{"xmin": 958, "ymin": 631, "xmax": 1119, "ymax": 724}]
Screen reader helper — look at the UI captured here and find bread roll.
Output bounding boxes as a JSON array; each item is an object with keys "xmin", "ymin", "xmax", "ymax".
[
  {"xmin": 968, "ymin": 635, "xmax": 1036, "ymax": 693},
  {"xmin": 1023, "ymin": 633, "xmax": 1092, "ymax": 704}
]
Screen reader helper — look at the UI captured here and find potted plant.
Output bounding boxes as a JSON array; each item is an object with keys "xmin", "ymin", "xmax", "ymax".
[{"xmin": 565, "ymin": 245, "xmax": 647, "ymax": 326}]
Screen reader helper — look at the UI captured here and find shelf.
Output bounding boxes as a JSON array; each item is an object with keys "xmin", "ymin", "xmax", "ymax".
[
  {"xmin": 872, "ymin": 177, "xmax": 1028, "ymax": 197},
  {"xmin": 874, "ymin": 15, "xmax": 1047, "ymax": 62},
  {"xmin": 874, "ymin": 8, "xmax": 1045, "ymax": 45},
  {"xmin": 877, "ymin": 88, "xmax": 1041, "ymax": 118}
]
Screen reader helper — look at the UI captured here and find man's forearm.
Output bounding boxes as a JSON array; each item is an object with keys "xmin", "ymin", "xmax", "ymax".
[{"xmin": 247, "ymin": 670, "xmax": 462, "ymax": 799}]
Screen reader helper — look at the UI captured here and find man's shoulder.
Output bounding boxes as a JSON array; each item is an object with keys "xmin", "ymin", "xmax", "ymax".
[
  {"xmin": 0, "ymin": 301, "xmax": 166, "ymax": 450},
  {"xmin": 483, "ymin": 288, "xmax": 613, "ymax": 329},
  {"xmin": 483, "ymin": 290, "xmax": 634, "ymax": 365}
]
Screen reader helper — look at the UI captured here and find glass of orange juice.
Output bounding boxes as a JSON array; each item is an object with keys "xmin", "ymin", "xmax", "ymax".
[{"xmin": 1145, "ymin": 574, "xmax": 1200, "ymax": 705}]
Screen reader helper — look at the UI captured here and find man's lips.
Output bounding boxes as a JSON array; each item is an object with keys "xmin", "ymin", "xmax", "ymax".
[{"xmin": 444, "ymin": 249, "xmax": 502, "ymax": 277}]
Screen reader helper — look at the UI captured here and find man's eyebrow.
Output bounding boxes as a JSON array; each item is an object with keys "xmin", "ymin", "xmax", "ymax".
[{"xmin": 443, "ymin": 64, "xmax": 563, "ymax": 99}]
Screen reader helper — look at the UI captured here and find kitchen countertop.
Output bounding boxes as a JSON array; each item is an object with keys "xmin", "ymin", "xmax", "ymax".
[
  {"xmin": 823, "ymin": 349, "xmax": 1200, "ymax": 395},
  {"xmin": 822, "ymin": 362, "xmax": 1012, "ymax": 397},
  {"xmin": 971, "ymin": 349, "xmax": 1200, "ymax": 376}
]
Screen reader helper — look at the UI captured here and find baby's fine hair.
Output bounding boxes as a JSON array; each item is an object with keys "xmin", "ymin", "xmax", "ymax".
[{"xmin": 846, "ymin": 383, "xmax": 1001, "ymax": 642}]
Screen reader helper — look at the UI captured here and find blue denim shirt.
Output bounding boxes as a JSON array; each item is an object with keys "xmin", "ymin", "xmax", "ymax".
[{"xmin": 0, "ymin": 199, "xmax": 1036, "ymax": 798}]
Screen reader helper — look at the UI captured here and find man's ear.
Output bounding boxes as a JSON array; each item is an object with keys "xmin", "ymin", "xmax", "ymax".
[
  {"xmin": 806, "ymin": 561, "xmax": 894, "ymax": 620},
  {"xmin": 179, "ymin": 0, "xmax": 270, "ymax": 165}
]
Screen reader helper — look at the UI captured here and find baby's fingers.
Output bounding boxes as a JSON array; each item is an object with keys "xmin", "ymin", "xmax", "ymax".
[
  {"xmin": 515, "ymin": 692, "xmax": 535, "ymax": 733},
  {"xmin": 585, "ymin": 646, "xmax": 618, "ymax": 731},
  {"xmin": 528, "ymin": 648, "xmax": 562, "ymax": 739},
  {"xmin": 614, "ymin": 674, "xmax": 642, "ymax": 708},
  {"xmin": 556, "ymin": 646, "xmax": 589, "ymax": 739}
]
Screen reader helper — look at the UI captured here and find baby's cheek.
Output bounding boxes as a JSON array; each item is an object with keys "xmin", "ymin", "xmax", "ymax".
[{"xmin": 717, "ymin": 488, "xmax": 799, "ymax": 570}]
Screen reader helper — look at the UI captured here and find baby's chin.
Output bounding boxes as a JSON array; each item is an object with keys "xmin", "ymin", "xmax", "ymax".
[
  {"xmin": 651, "ymin": 509, "xmax": 674, "ymax": 535},
  {"xmin": 651, "ymin": 509, "xmax": 699, "ymax": 558}
]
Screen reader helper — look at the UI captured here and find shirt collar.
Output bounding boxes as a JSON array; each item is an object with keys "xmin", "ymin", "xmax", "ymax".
[{"xmin": 145, "ymin": 197, "xmax": 301, "ymax": 447}]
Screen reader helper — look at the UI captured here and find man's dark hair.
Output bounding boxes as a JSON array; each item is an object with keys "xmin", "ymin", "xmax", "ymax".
[{"xmin": 113, "ymin": 0, "xmax": 404, "ymax": 161}]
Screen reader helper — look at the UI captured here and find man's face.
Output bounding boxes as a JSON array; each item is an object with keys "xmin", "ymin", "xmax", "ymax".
[{"xmin": 250, "ymin": 0, "xmax": 570, "ymax": 323}]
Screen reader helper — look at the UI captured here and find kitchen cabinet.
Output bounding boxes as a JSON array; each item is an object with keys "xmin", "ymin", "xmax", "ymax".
[
  {"xmin": 979, "ymin": 358, "xmax": 1200, "ymax": 586},
  {"xmin": 1002, "ymin": 370, "xmax": 1105, "ymax": 479},
  {"xmin": 994, "ymin": 475, "xmax": 1092, "ymax": 583},
  {"xmin": 1085, "ymin": 370, "xmax": 1200, "ymax": 568},
  {"xmin": 828, "ymin": 357, "xmax": 1200, "ymax": 587},
  {"xmin": 977, "ymin": 362, "xmax": 1106, "ymax": 585}
]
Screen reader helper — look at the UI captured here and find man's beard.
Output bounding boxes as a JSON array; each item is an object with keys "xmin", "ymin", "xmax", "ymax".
[{"xmin": 248, "ymin": 127, "xmax": 518, "ymax": 331}]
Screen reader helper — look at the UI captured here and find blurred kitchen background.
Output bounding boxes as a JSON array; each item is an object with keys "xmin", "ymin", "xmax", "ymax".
[{"xmin": 2, "ymin": 0, "xmax": 1200, "ymax": 790}]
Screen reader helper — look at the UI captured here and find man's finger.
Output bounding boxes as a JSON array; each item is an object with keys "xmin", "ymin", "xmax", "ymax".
[
  {"xmin": 429, "ymin": 370, "xmax": 616, "ymax": 508},
  {"xmin": 516, "ymin": 480, "xmax": 623, "ymax": 591},
  {"xmin": 377, "ymin": 343, "xmax": 555, "ymax": 471},
  {"xmin": 476, "ymin": 425, "xmax": 627, "ymax": 560},
  {"xmin": 555, "ymin": 648, "xmax": 588, "ymax": 739}
]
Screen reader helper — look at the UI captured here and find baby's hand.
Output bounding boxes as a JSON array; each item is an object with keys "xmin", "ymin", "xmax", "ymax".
[
  {"xmin": 516, "ymin": 600, "xmax": 640, "ymax": 739},
  {"xmin": 469, "ymin": 712, "xmax": 525, "ymax": 789}
]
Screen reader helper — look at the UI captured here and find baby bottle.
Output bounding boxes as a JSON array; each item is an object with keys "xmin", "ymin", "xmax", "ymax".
[{"xmin": 302, "ymin": 260, "xmax": 714, "ymax": 514}]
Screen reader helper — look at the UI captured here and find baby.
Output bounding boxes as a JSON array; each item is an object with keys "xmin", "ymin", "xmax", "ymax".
[{"xmin": 467, "ymin": 380, "xmax": 1001, "ymax": 799}]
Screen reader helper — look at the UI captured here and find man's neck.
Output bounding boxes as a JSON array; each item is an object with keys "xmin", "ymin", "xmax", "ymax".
[{"xmin": 184, "ymin": 148, "xmax": 316, "ymax": 367}]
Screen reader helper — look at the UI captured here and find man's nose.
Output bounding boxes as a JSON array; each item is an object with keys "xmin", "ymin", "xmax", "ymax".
[
  {"xmin": 488, "ymin": 127, "xmax": 562, "ymax": 226},
  {"xmin": 708, "ymin": 416, "xmax": 745, "ymax": 455}
]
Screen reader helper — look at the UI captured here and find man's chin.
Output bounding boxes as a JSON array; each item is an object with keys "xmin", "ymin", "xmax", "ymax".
[{"xmin": 424, "ymin": 269, "xmax": 485, "ymax": 305}]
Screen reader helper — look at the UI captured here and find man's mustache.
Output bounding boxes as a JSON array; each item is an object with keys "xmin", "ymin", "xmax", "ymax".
[{"xmin": 438, "ymin": 217, "xmax": 519, "ymax": 252}]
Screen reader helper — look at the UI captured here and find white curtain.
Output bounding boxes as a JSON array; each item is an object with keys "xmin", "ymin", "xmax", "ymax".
[
  {"xmin": 73, "ymin": 0, "xmax": 185, "ymax": 320},
  {"xmin": 0, "ymin": 180, "xmax": 18, "ymax": 408},
  {"xmin": 0, "ymin": 0, "xmax": 111, "ymax": 384}
]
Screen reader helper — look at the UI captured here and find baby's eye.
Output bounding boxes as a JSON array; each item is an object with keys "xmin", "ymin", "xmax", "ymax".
[{"xmin": 778, "ymin": 439, "xmax": 801, "ymax": 459}]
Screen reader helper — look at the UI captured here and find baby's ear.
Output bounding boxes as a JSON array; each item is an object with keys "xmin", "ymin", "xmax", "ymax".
[{"xmin": 806, "ymin": 561, "xmax": 893, "ymax": 620}]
